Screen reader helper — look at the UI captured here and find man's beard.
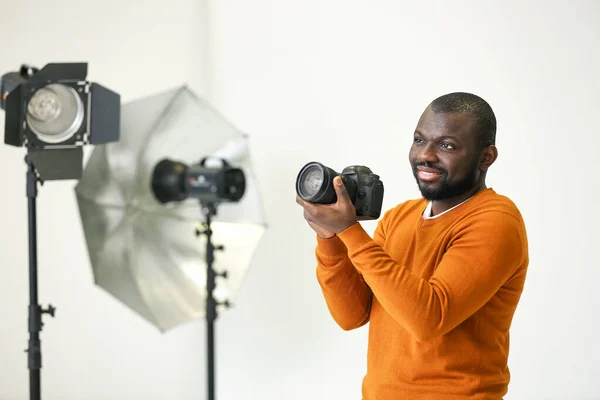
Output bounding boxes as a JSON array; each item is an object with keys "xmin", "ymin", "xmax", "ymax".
[{"xmin": 412, "ymin": 161, "xmax": 479, "ymax": 201}]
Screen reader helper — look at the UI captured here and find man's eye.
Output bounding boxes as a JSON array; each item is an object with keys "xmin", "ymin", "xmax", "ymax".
[
  {"xmin": 440, "ymin": 142, "xmax": 455, "ymax": 150},
  {"xmin": 414, "ymin": 138, "xmax": 424, "ymax": 144}
]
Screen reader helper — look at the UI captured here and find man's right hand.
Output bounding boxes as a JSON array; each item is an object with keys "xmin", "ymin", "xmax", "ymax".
[
  {"xmin": 296, "ymin": 194, "xmax": 336, "ymax": 239},
  {"xmin": 307, "ymin": 220, "xmax": 336, "ymax": 239}
]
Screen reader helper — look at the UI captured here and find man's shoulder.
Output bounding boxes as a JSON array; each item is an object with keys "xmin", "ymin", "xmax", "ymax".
[
  {"xmin": 469, "ymin": 188, "xmax": 525, "ymax": 223},
  {"xmin": 379, "ymin": 189, "xmax": 525, "ymax": 226},
  {"xmin": 458, "ymin": 190, "xmax": 529, "ymax": 260}
]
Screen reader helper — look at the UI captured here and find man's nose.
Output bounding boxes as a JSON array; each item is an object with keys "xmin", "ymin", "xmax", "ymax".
[{"xmin": 417, "ymin": 143, "xmax": 438, "ymax": 163}]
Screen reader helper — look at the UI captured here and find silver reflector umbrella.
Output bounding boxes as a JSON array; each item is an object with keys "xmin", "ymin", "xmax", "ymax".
[{"xmin": 74, "ymin": 85, "xmax": 267, "ymax": 332}]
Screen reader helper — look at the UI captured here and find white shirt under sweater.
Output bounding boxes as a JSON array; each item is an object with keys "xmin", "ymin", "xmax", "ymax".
[{"xmin": 422, "ymin": 196, "xmax": 474, "ymax": 219}]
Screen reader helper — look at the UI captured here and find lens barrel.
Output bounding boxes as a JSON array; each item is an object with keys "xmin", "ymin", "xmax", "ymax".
[{"xmin": 296, "ymin": 162, "xmax": 339, "ymax": 204}]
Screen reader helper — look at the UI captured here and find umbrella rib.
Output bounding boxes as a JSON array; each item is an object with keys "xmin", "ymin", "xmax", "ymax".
[
  {"xmin": 129, "ymin": 225, "xmax": 163, "ymax": 329},
  {"xmin": 134, "ymin": 86, "xmax": 187, "ymax": 170}
]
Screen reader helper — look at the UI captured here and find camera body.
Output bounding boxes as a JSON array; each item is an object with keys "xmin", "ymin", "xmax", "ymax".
[
  {"xmin": 339, "ymin": 165, "xmax": 384, "ymax": 220},
  {"xmin": 295, "ymin": 161, "xmax": 385, "ymax": 220}
]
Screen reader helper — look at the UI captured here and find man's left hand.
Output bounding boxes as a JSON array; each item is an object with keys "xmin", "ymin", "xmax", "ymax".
[{"xmin": 296, "ymin": 176, "xmax": 358, "ymax": 234}]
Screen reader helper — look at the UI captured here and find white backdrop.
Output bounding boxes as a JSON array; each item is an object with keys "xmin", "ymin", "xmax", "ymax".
[{"xmin": 1, "ymin": 1, "xmax": 600, "ymax": 400}]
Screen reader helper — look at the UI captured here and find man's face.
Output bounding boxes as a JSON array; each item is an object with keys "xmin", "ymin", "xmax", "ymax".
[{"xmin": 409, "ymin": 107, "xmax": 483, "ymax": 201}]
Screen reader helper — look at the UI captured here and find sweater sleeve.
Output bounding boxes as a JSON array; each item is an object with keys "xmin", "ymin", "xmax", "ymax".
[
  {"xmin": 315, "ymin": 230, "xmax": 376, "ymax": 331},
  {"xmin": 335, "ymin": 210, "xmax": 527, "ymax": 342}
]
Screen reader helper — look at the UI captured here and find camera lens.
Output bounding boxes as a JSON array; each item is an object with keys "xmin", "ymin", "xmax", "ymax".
[
  {"xmin": 296, "ymin": 161, "xmax": 338, "ymax": 204},
  {"xmin": 299, "ymin": 165, "xmax": 323, "ymax": 197}
]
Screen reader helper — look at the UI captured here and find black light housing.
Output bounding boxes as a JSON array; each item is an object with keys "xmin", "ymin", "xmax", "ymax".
[
  {"xmin": 1, "ymin": 62, "xmax": 120, "ymax": 180},
  {"xmin": 151, "ymin": 157, "xmax": 246, "ymax": 205}
]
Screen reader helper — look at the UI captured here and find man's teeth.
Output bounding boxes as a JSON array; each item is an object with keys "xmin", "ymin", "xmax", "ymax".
[{"xmin": 423, "ymin": 171, "xmax": 439, "ymax": 175}]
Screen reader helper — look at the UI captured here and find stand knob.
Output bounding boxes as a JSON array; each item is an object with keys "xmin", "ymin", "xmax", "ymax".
[
  {"xmin": 216, "ymin": 270, "xmax": 228, "ymax": 279},
  {"xmin": 42, "ymin": 304, "xmax": 56, "ymax": 317},
  {"xmin": 218, "ymin": 300, "xmax": 232, "ymax": 308}
]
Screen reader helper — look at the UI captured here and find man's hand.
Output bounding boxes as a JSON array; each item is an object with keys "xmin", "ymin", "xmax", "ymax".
[
  {"xmin": 306, "ymin": 221, "xmax": 336, "ymax": 239},
  {"xmin": 296, "ymin": 176, "xmax": 358, "ymax": 236}
]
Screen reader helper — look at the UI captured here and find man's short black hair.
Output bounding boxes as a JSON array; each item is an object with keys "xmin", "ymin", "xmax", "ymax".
[{"xmin": 430, "ymin": 92, "xmax": 496, "ymax": 148}]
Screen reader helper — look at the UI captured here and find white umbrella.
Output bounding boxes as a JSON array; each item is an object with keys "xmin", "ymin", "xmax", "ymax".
[{"xmin": 74, "ymin": 85, "xmax": 267, "ymax": 332}]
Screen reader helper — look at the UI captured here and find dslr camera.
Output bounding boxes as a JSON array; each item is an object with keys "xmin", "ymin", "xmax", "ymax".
[{"xmin": 296, "ymin": 161, "xmax": 384, "ymax": 220}]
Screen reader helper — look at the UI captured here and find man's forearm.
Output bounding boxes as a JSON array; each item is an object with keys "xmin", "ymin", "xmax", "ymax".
[{"xmin": 315, "ymin": 235, "xmax": 373, "ymax": 330}]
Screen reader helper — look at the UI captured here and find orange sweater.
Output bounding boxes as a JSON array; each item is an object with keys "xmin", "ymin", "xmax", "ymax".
[{"xmin": 315, "ymin": 188, "xmax": 529, "ymax": 400}]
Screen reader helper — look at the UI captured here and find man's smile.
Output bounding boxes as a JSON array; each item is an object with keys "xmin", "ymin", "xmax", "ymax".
[{"xmin": 416, "ymin": 166, "xmax": 443, "ymax": 182}]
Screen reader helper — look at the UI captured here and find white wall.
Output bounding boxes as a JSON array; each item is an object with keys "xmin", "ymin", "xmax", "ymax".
[
  {"xmin": 207, "ymin": 1, "xmax": 600, "ymax": 400},
  {"xmin": 1, "ymin": 1, "xmax": 599, "ymax": 400}
]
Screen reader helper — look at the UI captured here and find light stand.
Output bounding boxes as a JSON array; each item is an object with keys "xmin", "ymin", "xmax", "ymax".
[
  {"xmin": 196, "ymin": 201, "xmax": 230, "ymax": 400},
  {"xmin": 24, "ymin": 155, "xmax": 56, "ymax": 400},
  {"xmin": 74, "ymin": 86, "xmax": 267, "ymax": 398},
  {"xmin": 1, "ymin": 62, "xmax": 120, "ymax": 400}
]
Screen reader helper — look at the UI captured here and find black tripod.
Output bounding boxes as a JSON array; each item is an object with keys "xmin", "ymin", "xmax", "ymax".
[
  {"xmin": 196, "ymin": 202, "xmax": 229, "ymax": 400},
  {"xmin": 24, "ymin": 155, "xmax": 56, "ymax": 400}
]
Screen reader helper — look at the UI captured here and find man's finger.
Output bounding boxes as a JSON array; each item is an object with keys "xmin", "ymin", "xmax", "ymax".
[
  {"xmin": 304, "ymin": 209, "xmax": 319, "ymax": 225},
  {"xmin": 297, "ymin": 195, "xmax": 315, "ymax": 212},
  {"xmin": 334, "ymin": 176, "xmax": 351, "ymax": 204},
  {"xmin": 296, "ymin": 195, "xmax": 313, "ymax": 208}
]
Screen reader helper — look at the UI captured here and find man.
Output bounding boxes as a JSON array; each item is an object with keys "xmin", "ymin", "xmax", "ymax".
[{"xmin": 296, "ymin": 92, "xmax": 529, "ymax": 400}]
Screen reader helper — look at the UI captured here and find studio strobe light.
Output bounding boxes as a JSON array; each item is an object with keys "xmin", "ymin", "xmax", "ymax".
[
  {"xmin": 150, "ymin": 156, "xmax": 247, "ymax": 400},
  {"xmin": 1, "ymin": 63, "xmax": 119, "ymax": 180},
  {"xmin": 152, "ymin": 157, "xmax": 246, "ymax": 205},
  {"xmin": 0, "ymin": 62, "xmax": 120, "ymax": 400}
]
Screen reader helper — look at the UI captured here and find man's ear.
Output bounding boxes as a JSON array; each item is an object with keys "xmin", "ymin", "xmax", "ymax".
[{"xmin": 480, "ymin": 145, "xmax": 498, "ymax": 172}]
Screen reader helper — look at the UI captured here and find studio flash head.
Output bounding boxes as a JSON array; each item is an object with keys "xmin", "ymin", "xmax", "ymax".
[
  {"xmin": 0, "ymin": 62, "xmax": 120, "ymax": 180},
  {"xmin": 151, "ymin": 157, "xmax": 246, "ymax": 206}
]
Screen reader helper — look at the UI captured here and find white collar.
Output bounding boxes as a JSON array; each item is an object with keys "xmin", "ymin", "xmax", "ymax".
[{"xmin": 422, "ymin": 196, "xmax": 473, "ymax": 219}]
